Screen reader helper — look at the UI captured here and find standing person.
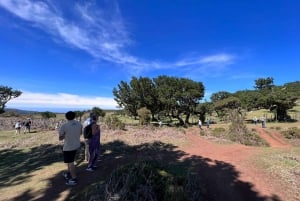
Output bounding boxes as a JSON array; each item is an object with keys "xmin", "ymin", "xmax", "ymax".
[
  {"xmin": 206, "ymin": 119, "xmax": 210, "ymax": 129},
  {"xmin": 24, "ymin": 118, "xmax": 31, "ymax": 134},
  {"xmin": 198, "ymin": 119, "xmax": 202, "ymax": 129},
  {"xmin": 59, "ymin": 111, "xmax": 82, "ymax": 186},
  {"xmin": 83, "ymin": 116, "xmax": 92, "ymax": 162},
  {"xmin": 253, "ymin": 116, "xmax": 258, "ymax": 125},
  {"xmin": 86, "ymin": 115, "xmax": 101, "ymax": 172},
  {"xmin": 261, "ymin": 117, "xmax": 266, "ymax": 128},
  {"xmin": 15, "ymin": 120, "xmax": 21, "ymax": 134}
]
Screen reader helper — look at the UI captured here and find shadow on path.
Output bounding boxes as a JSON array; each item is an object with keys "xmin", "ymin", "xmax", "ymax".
[{"xmin": 6, "ymin": 139, "xmax": 282, "ymax": 201}]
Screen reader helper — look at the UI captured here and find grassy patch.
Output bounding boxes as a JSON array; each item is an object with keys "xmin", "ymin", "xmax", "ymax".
[
  {"xmin": 254, "ymin": 148, "xmax": 300, "ymax": 197},
  {"xmin": 71, "ymin": 161, "xmax": 207, "ymax": 201}
]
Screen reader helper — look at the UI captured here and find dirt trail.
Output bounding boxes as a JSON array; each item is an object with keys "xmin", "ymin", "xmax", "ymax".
[
  {"xmin": 255, "ymin": 127, "xmax": 291, "ymax": 148},
  {"xmin": 11, "ymin": 127, "xmax": 295, "ymax": 201},
  {"xmin": 181, "ymin": 127, "xmax": 293, "ymax": 201}
]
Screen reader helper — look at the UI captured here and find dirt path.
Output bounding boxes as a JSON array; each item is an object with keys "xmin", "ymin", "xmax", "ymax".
[
  {"xmin": 9, "ymin": 127, "xmax": 295, "ymax": 201},
  {"xmin": 181, "ymin": 127, "xmax": 294, "ymax": 201},
  {"xmin": 255, "ymin": 127, "xmax": 291, "ymax": 148}
]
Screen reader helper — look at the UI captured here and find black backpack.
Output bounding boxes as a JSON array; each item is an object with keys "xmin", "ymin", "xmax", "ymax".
[{"xmin": 83, "ymin": 123, "xmax": 94, "ymax": 139}]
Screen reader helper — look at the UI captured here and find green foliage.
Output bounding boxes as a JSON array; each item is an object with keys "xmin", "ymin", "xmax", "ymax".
[
  {"xmin": 40, "ymin": 111, "xmax": 56, "ymax": 119},
  {"xmin": 213, "ymin": 97, "xmax": 241, "ymax": 118},
  {"xmin": 233, "ymin": 78, "xmax": 300, "ymax": 122},
  {"xmin": 0, "ymin": 85, "xmax": 22, "ymax": 114},
  {"xmin": 104, "ymin": 115, "xmax": 125, "ymax": 130},
  {"xmin": 91, "ymin": 107, "xmax": 106, "ymax": 118},
  {"xmin": 234, "ymin": 90, "xmax": 261, "ymax": 110},
  {"xmin": 113, "ymin": 80, "xmax": 139, "ymax": 118},
  {"xmin": 284, "ymin": 81, "xmax": 300, "ymax": 97},
  {"xmin": 113, "ymin": 76, "xmax": 205, "ymax": 126},
  {"xmin": 228, "ymin": 109, "xmax": 267, "ymax": 146},
  {"xmin": 195, "ymin": 102, "xmax": 213, "ymax": 122},
  {"xmin": 199, "ymin": 127, "xmax": 227, "ymax": 138},
  {"xmin": 74, "ymin": 110, "xmax": 85, "ymax": 121},
  {"xmin": 281, "ymin": 127, "xmax": 300, "ymax": 139},
  {"xmin": 254, "ymin": 77, "xmax": 274, "ymax": 90},
  {"xmin": 210, "ymin": 91, "xmax": 232, "ymax": 103},
  {"xmin": 137, "ymin": 107, "xmax": 151, "ymax": 125},
  {"xmin": 130, "ymin": 76, "xmax": 160, "ymax": 119},
  {"xmin": 104, "ymin": 161, "xmax": 206, "ymax": 201}
]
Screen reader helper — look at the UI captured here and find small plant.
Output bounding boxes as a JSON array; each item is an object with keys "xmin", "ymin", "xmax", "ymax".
[
  {"xmin": 104, "ymin": 161, "xmax": 207, "ymax": 201},
  {"xmin": 137, "ymin": 107, "xmax": 151, "ymax": 125},
  {"xmin": 281, "ymin": 127, "xmax": 300, "ymax": 139},
  {"xmin": 211, "ymin": 127, "xmax": 226, "ymax": 138},
  {"xmin": 228, "ymin": 109, "xmax": 267, "ymax": 146},
  {"xmin": 104, "ymin": 115, "xmax": 125, "ymax": 130}
]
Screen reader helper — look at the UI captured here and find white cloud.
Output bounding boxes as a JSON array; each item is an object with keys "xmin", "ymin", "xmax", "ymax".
[
  {"xmin": 0, "ymin": 0, "xmax": 137, "ymax": 65},
  {"xmin": 0, "ymin": 0, "xmax": 236, "ymax": 74},
  {"xmin": 175, "ymin": 53, "xmax": 234, "ymax": 67},
  {"xmin": 6, "ymin": 91, "xmax": 118, "ymax": 110}
]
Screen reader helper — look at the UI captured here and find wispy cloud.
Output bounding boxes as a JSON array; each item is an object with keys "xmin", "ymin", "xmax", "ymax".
[
  {"xmin": 6, "ymin": 91, "xmax": 118, "ymax": 110},
  {"xmin": 0, "ymin": 0, "xmax": 138, "ymax": 64},
  {"xmin": 175, "ymin": 53, "xmax": 234, "ymax": 67},
  {"xmin": 0, "ymin": 0, "xmax": 235, "ymax": 74}
]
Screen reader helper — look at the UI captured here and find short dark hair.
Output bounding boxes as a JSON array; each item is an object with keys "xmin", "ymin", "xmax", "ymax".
[
  {"xmin": 90, "ymin": 113, "xmax": 98, "ymax": 121},
  {"xmin": 65, "ymin": 111, "xmax": 76, "ymax": 120}
]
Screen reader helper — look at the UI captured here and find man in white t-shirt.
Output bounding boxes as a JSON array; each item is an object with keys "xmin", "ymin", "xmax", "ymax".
[{"xmin": 59, "ymin": 111, "xmax": 82, "ymax": 186}]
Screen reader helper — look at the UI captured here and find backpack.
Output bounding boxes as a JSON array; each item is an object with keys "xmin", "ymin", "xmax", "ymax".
[{"xmin": 83, "ymin": 123, "xmax": 93, "ymax": 139}]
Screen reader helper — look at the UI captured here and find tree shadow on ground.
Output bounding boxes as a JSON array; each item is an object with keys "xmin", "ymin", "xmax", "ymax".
[
  {"xmin": 0, "ymin": 144, "xmax": 63, "ymax": 188},
  {"xmin": 6, "ymin": 140, "xmax": 282, "ymax": 201}
]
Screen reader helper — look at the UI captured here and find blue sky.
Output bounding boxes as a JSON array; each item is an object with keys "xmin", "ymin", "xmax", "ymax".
[{"xmin": 0, "ymin": 0, "xmax": 299, "ymax": 112}]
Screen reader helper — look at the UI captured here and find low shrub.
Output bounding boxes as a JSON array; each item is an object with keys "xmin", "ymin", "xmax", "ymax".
[
  {"xmin": 104, "ymin": 115, "xmax": 125, "ymax": 130},
  {"xmin": 211, "ymin": 127, "xmax": 226, "ymax": 138},
  {"xmin": 281, "ymin": 127, "xmax": 300, "ymax": 139},
  {"xmin": 104, "ymin": 161, "xmax": 207, "ymax": 201}
]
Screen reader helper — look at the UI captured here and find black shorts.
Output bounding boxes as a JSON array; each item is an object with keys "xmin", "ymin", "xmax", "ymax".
[{"xmin": 63, "ymin": 150, "xmax": 77, "ymax": 163}]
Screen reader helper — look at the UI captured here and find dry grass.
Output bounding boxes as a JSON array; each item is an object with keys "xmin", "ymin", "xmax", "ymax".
[
  {"xmin": 101, "ymin": 126, "xmax": 187, "ymax": 146},
  {"xmin": 1, "ymin": 120, "xmax": 300, "ymax": 200},
  {"xmin": 253, "ymin": 148, "xmax": 300, "ymax": 200}
]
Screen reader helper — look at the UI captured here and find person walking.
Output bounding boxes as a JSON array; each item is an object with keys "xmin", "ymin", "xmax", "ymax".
[
  {"xmin": 86, "ymin": 115, "xmax": 101, "ymax": 172},
  {"xmin": 253, "ymin": 116, "xmax": 258, "ymax": 125},
  {"xmin": 83, "ymin": 116, "xmax": 92, "ymax": 162},
  {"xmin": 24, "ymin": 118, "xmax": 31, "ymax": 134},
  {"xmin": 198, "ymin": 119, "xmax": 202, "ymax": 129},
  {"xmin": 59, "ymin": 111, "xmax": 82, "ymax": 186},
  {"xmin": 206, "ymin": 119, "xmax": 210, "ymax": 129},
  {"xmin": 15, "ymin": 120, "xmax": 21, "ymax": 134}
]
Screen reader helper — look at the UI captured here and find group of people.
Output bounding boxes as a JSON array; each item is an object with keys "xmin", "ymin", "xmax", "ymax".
[
  {"xmin": 198, "ymin": 119, "xmax": 210, "ymax": 129},
  {"xmin": 58, "ymin": 111, "xmax": 101, "ymax": 186},
  {"xmin": 253, "ymin": 116, "xmax": 267, "ymax": 128},
  {"xmin": 15, "ymin": 118, "xmax": 32, "ymax": 134}
]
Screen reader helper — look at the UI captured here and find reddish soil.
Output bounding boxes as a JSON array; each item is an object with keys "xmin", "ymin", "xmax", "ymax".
[
  {"xmin": 181, "ymin": 127, "xmax": 294, "ymax": 201},
  {"xmin": 12, "ymin": 127, "xmax": 295, "ymax": 201}
]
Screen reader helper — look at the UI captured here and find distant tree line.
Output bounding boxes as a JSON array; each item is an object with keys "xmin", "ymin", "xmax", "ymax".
[
  {"xmin": 113, "ymin": 76, "xmax": 300, "ymax": 124},
  {"xmin": 1, "ymin": 77, "xmax": 299, "ymax": 124}
]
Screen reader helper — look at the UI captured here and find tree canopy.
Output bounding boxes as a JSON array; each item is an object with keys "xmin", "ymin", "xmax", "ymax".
[
  {"xmin": 113, "ymin": 76, "xmax": 299, "ymax": 124},
  {"xmin": 113, "ymin": 76, "xmax": 205, "ymax": 125},
  {"xmin": 0, "ymin": 85, "xmax": 22, "ymax": 114}
]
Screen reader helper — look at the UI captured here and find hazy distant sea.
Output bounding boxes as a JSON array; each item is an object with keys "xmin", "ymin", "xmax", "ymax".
[{"xmin": 6, "ymin": 107, "xmax": 90, "ymax": 113}]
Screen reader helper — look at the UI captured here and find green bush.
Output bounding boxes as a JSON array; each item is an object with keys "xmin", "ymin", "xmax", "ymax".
[
  {"xmin": 137, "ymin": 107, "xmax": 151, "ymax": 125},
  {"xmin": 228, "ymin": 109, "xmax": 267, "ymax": 146},
  {"xmin": 104, "ymin": 115, "xmax": 125, "ymax": 130},
  {"xmin": 281, "ymin": 127, "xmax": 300, "ymax": 139},
  {"xmin": 104, "ymin": 161, "xmax": 207, "ymax": 201},
  {"xmin": 211, "ymin": 127, "xmax": 226, "ymax": 138}
]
